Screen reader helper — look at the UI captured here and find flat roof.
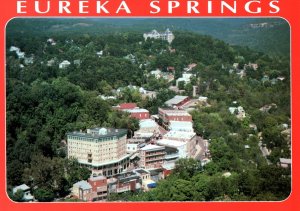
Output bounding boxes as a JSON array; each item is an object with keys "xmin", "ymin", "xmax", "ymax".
[
  {"xmin": 89, "ymin": 175, "xmax": 106, "ymax": 181},
  {"xmin": 135, "ymin": 169, "xmax": 150, "ymax": 174},
  {"xmin": 164, "ymin": 131, "xmax": 196, "ymax": 140},
  {"xmin": 169, "ymin": 121, "xmax": 193, "ymax": 127},
  {"xmin": 165, "ymin": 95, "xmax": 189, "ymax": 105},
  {"xmin": 140, "ymin": 144, "xmax": 165, "ymax": 151},
  {"xmin": 157, "ymin": 139, "xmax": 186, "ymax": 147},
  {"xmin": 139, "ymin": 119, "xmax": 157, "ymax": 128},
  {"xmin": 125, "ymin": 108, "xmax": 149, "ymax": 113},
  {"xmin": 280, "ymin": 158, "xmax": 291, "ymax": 164},
  {"xmin": 67, "ymin": 128, "xmax": 127, "ymax": 140}
]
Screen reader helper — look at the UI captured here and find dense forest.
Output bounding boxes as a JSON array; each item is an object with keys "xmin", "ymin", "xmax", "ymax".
[
  {"xmin": 6, "ymin": 18, "xmax": 290, "ymax": 201},
  {"xmin": 6, "ymin": 18, "xmax": 290, "ymax": 56}
]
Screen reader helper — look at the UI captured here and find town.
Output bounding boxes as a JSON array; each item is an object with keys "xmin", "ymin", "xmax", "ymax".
[{"xmin": 6, "ymin": 19, "xmax": 291, "ymax": 202}]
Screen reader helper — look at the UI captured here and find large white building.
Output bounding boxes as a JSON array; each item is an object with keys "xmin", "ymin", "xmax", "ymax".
[
  {"xmin": 67, "ymin": 127, "xmax": 130, "ymax": 177},
  {"xmin": 143, "ymin": 29, "xmax": 175, "ymax": 44}
]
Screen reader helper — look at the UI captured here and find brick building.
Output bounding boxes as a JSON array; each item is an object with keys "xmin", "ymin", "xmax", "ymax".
[
  {"xmin": 114, "ymin": 103, "xmax": 150, "ymax": 120},
  {"xmin": 139, "ymin": 144, "xmax": 166, "ymax": 169},
  {"xmin": 158, "ymin": 108, "xmax": 192, "ymax": 129}
]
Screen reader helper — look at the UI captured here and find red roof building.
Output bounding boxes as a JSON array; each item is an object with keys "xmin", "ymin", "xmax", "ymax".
[{"xmin": 119, "ymin": 103, "xmax": 137, "ymax": 110}]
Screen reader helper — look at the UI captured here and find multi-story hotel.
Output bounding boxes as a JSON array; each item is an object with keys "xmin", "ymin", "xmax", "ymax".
[{"xmin": 67, "ymin": 127, "xmax": 130, "ymax": 177}]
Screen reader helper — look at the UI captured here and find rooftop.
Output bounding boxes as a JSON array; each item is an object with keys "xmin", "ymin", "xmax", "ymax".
[
  {"xmin": 139, "ymin": 119, "xmax": 158, "ymax": 128},
  {"xmin": 164, "ymin": 131, "xmax": 196, "ymax": 140},
  {"xmin": 157, "ymin": 139, "xmax": 186, "ymax": 147},
  {"xmin": 124, "ymin": 108, "xmax": 149, "ymax": 113},
  {"xmin": 89, "ymin": 175, "xmax": 107, "ymax": 181},
  {"xmin": 165, "ymin": 95, "xmax": 189, "ymax": 106},
  {"xmin": 169, "ymin": 121, "xmax": 193, "ymax": 127},
  {"xmin": 67, "ymin": 127, "xmax": 127, "ymax": 140},
  {"xmin": 135, "ymin": 169, "xmax": 150, "ymax": 174},
  {"xmin": 140, "ymin": 144, "xmax": 165, "ymax": 151},
  {"xmin": 73, "ymin": 180, "xmax": 92, "ymax": 190},
  {"xmin": 13, "ymin": 184, "xmax": 30, "ymax": 194},
  {"xmin": 279, "ymin": 158, "xmax": 291, "ymax": 164}
]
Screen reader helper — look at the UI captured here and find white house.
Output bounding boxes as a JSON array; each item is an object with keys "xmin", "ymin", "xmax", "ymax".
[{"xmin": 59, "ymin": 60, "xmax": 71, "ymax": 69}]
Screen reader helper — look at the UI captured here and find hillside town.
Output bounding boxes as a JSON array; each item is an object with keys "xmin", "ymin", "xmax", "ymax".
[{"xmin": 7, "ymin": 19, "xmax": 291, "ymax": 202}]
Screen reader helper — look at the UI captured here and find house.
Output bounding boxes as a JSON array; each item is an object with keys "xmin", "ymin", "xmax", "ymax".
[
  {"xmin": 229, "ymin": 106, "xmax": 246, "ymax": 119},
  {"xmin": 233, "ymin": 63, "xmax": 239, "ymax": 69},
  {"xmin": 150, "ymin": 69, "xmax": 162, "ymax": 79},
  {"xmin": 124, "ymin": 54, "xmax": 136, "ymax": 63},
  {"xmin": 59, "ymin": 60, "xmax": 71, "ymax": 69},
  {"xmin": 72, "ymin": 180, "xmax": 93, "ymax": 201},
  {"xmin": 47, "ymin": 38, "xmax": 56, "ymax": 45},
  {"xmin": 96, "ymin": 50, "xmax": 103, "ymax": 57},
  {"xmin": 245, "ymin": 62, "xmax": 258, "ymax": 70},
  {"xmin": 259, "ymin": 103, "xmax": 277, "ymax": 113},
  {"xmin": 114, "ymin": 103, "xmax": 150, "ymax": 120},
  {"xmin": 12, "ymin": 184, "xmax": 34, "ymax": 202},
  {"xmin": 198, "ymin": 96, "xmax": 208, "ymax": 103},
  {"xmin": 47, "ymin": 58, "xmax": 56, "ymax": 67},
  {"xmin": 176, "ymin": 73, "xmax": 194, "ymax": 87},
  {"xmin": 279, "ymin": 158, "xmax": 291, "ymax": 168}
]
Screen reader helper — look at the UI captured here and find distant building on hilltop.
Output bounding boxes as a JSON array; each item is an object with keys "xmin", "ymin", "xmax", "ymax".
[
  {"xmin": 143, "ymin": 29, "xmax": 175, "ymax": 44},
  {"xmin": 67, "ymin": 127, "xmax": 130, "ymax": 177}
]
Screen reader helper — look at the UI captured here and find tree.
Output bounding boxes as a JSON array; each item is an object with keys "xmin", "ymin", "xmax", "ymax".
[
  {"xmin": 172, "ymin": 158, "xmax": 202, "ymax": 180},
  {"xmin": 34, "ymin": 188, "xmax": 55, "ymax": 202},
  {"xmin": 12, "ymin": 189, "xmax": 25, "ymax": 202}
]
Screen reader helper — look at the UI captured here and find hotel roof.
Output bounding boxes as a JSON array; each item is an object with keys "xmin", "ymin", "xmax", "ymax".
[{"xmin": 67, "ymin": 127, "xmax": 127, "ymax": 140}]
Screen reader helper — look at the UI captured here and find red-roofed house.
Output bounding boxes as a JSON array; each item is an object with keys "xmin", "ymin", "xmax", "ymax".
[{"xmin": 119, "ymin": 103, "xmax": 137, "ymax": 109}]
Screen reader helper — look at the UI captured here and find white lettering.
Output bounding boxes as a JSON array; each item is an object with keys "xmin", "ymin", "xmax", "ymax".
[
  {"xmin": 17, "ymin": 1, "xmax": 27, "ymax": 14},
  {"xmin": 168, "ymin": 1, "xmax": 180, "ymax": 13},
  {"xmin": 221, "ymin": 1, "xmax": 236, "ymax": 13},
  {"xmin": 208, "ymin": 1, "xmax": 212, "ymax": 13},
  {"xmin": 79, "ymin": 1, "xmax": 89, "ymax": 14},
  {"xmin": 116, "ymin": 1, "xmax": 131, "ymax": 13},
  {"xmin": 59, "ymin": 1, "xmax": 71, "ymax": 14},
  {"xmin": 187, "ymin": 1, "xmax": 199, "ymax": 14},
  {"xmin": 150, "ymin": 1, "xmax": 160, "ymax": 14},
  {"xmin": 245, "ymin": 1, "xmax": 261, "ymax": 14},
  {"xmin": 269, "ymin": 1, "xmax": 280, "ymax": 13},
  {"xmin": 96, "ymin": 1, "xmax": 109, "ymax": 13},
  {"xmin": 35, "ymin": 1, "xmax": 50, "ymax": 14}
]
